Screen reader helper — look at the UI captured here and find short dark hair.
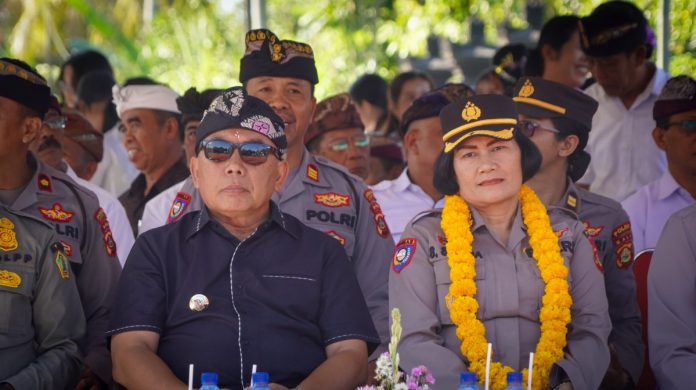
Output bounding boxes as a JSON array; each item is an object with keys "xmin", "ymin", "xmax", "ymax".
[
  {"xmin": 152, "ymin": 109, "xmax": 183, "ymax": 141},
  {"xmin": 350, "ymin": 74, "xmax": 388, "ymax": 109},
  {"xmin": 550, "ymin": 116, "xmax": 591, "ymax": 182},
  {"xmin": 59, "ymin": 50, "xmax": 113, "ymax": 90},
  {"xmin": 525, "ymin": 16, "xmax": 581, "ymax": 77},
  {"xmin": 77, "ymin": 71, "xmax": 119, "ymax": 132},
  {"xmin": 433, "ymin": 129, "xmax": 542, "ymax": 195}
]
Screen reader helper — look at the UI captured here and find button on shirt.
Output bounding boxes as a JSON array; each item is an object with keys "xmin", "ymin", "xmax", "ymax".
[
  {"xmin": 108, "ymin": 203, "xmax": 379, "ymax": 389},
  {"xmin": 372, "ymin": 169, "xmax": 441, "ymax": 242},
  {"xmin": 622, "ymin": 170, "xmax": 695, "ymax": 252},
  {"xmin": 580, "ymin": 68, "xmax": 669, "ymax": 201},
  {"xmin": 390, "ymin": 206, "xmax": 611, "ymax": 390},
  {"xmin": 648, "ymin": 203, "xmax": 696, "ymax": 390},
  {"xmin": 119, "ymin": 158, "xmax": 189, "ymax": 234}
]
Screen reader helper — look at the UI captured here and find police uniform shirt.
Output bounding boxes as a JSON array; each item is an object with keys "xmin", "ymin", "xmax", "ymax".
[
  {"xmin": 0, "ymin": 205, "xmax": 86, "ymax": 389},
  {"xmin": 578, "ymin": 68, "xmax": 670, "ymax": 201},
  {"xmin": 647, "ymin": 203, "xmax": 696, "ymax": 389},
  {"xmin": 5, "ymin": 156, "xmax": 121, "ymax": 383},
  {"xmin": 560, "ymin": 181, "xmax": 644, "ymax": 383},
  {"xmin": 389, "ymin": 206, "xmax": 611, "ymax": 390},
  {"xmin": 138, "ymin": 178, "xmax": 187, "ymax": 236},
  {"xmin": 119, "ymin": 157, "xmax": 189, "ymax": 234},
  {"xmin": 67, "ymin": 166, "xmax": 136, "ymax": 266},
  {"xmin": 108, "ymin": 203, "xmax": 379, "ymax": 389},
  {"xmin": 622, "ymin": 170, "xmax": 695, "ymax": 252},
  {"xmin": 138, "ymin": 149, "xmax": 393, "ymax": 355},
  {"xmin": 372, "ymin": 168, "xmax": 441, "ymax": 242}
]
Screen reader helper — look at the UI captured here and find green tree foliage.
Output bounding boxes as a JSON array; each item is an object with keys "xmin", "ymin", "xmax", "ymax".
[{"xmin": 1, "ymin": 0, "xmax": 693, "ymax": 98}]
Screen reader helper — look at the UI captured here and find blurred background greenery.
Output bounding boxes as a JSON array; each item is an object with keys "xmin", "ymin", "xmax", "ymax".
[{"xmin": 1, "ymin": 0, "xmax": 694, "ymax": 98}]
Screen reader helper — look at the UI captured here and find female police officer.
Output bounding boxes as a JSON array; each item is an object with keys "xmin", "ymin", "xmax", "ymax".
[{"xmin": 389, "ymin": 95, "xmax": 610, "ymax": 390}]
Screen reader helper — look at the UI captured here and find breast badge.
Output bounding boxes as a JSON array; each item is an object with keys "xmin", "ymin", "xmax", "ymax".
[
  {"xmin": 314, "ymin": 192, "xmax": 350, "ymax": 208},
  {"xmin": 0, "ymin": 218, "xmax": 18, "ymax": 252},
  {"xmin": 0, "ymin": 269, "xmax": 21, "ymax": 288},
  {"xmin": 392, "ymin": 238, "xmax": 417, "ymax": 273},
  {"xmin": 38, "ymin": 203, "xmax": 74, "ymax": 222}
]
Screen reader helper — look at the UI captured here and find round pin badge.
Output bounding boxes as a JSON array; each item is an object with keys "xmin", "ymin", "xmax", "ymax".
[{"xmin": 189, "ymin": 294, "xmax": 209, "ymax": 312}]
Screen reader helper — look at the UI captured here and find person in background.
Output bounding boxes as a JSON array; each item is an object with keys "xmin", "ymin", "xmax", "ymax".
[
  {"xmin": 305, "ymin": 93, "xmax": 370, "ymax": 180},
  {"xmin": 59, "ymin": 50, "xmax": 113, "ymax": 109},
  {"xmin": 647, "ymin": 202, "xmax": 696, "ymax": 390},
  {"xmin": 622, "ymin": 75, "xmax": 696, "ymax": 252},
  {"xmin": 365, "ymin": 141, "xmax": 404, "ymax": 185},
  {"xmin": 476, "ymin": 43, "xmax": 528, "ymax": 96},
  {"xmin": 373, "ymin": 83, "xmax": 475, "ymax": 242},
  {"xmin": 391, "ymin": 94, "xmax": 610, "ymax": 389},
  {"xmin": 137, "ymin": 87, "xmax": 222, "ymax": 235},
  {"xmin": 113, "ymin": 82, "xmax": 189, "ymax": 233},
  {"xmin": 388, "ymin": 71, "xmax": 434, "ymax": 125},
  {"xmin": 349, "ymin": 74, "xmax": 394, "ymax": 137},
  {"xmin": 514, "ymin": 76, "xmax": 643, "ymax": 388},
  {"xmin": 76, "ymin": 70, "xmax": 139, "ymax": 197},
  {"xmin": 0, "ymin": 57, "xmax": 121, "ymax": 389},
  {"xmin": 109, "ymin": 87, "xmax": 379, "ymax": 390},
  {"xmin": 524, "ymin": 16, "xmax": 589, "ymax": 89},
  {"xmin": 0, "ymin": 205, "xmax": 86, "ymax": 390},
  {"xmin": 578, "ymin": 0, "xmax": 669, "ymax": 201},
  {"xmin": 61, "ymin": 111, "xmax": 103, "ymax": 181}
]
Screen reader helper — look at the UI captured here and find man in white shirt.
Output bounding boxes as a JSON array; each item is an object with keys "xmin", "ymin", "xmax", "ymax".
[
  {"xmin": 373, "ymin": 85, "xmax": 474, "ymax": 242},
  {"xmin": 578, "ymin": 1, "xmax": 668, "ymax": 201},
  {"xmin": 622, "ymin": 75, "xmax": 696, "ymax": 252}
]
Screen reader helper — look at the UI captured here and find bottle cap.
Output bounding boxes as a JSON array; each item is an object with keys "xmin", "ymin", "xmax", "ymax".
[
  {"xmin": 460, "ymin": 371, "xmax": 477, "ymax": 383},
  {"xmin": 507, "ymin": 372, "xmax": 523, "ymax": 384},
  {"xmin": 252, "ymin": 372, "xmax": 269, "ymax": 385},
  {"xmin": 201, "ymin": 372, "xmax": 218, "ymax": 385}
]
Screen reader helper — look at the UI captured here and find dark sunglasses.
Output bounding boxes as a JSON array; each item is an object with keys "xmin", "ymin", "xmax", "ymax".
[
  {"xmin": 518, "ymin": 120, "xmax": 561, "ymax": 138},
  {"xmin": 199, "ymin": 139, "xmax": 282, "ymax": 165}
]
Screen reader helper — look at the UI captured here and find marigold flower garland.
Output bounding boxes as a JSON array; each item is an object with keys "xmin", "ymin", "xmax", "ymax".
[{"xmin": 441, "ymin": 185, "xmax": 572, "ymax": 390}]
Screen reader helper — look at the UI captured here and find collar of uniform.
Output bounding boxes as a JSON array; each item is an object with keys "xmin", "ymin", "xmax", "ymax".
[
  {"xmin": 11, "ymin": 154, "xmax": 55, "ymax": 210},
  {"xmin": 187, "ymin": 200, "xmax": 297, "ymax": 240},
  {"xmin": 558, "ymin": 179, "xmax": 582, "ymax": 212},
  {"xmin": 469, "ymin": 201, "xmax": 526, "ymax": 250},
  {"xmin": 657, "ymin": 170, "xmax": 688, "ymax": 201},
  {"xmin": 392, "ymin": 168, "xmax": 412, "ymax": 192},
  {"xmin": 299, "ymin": 149, "xmax": 331, "ymax": 188}
]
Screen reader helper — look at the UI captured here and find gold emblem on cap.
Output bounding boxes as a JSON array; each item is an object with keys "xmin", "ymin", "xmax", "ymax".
[
  {"xmin": 519, "ymin": 79, "xmax": 535, "ymax": 98},
  {"xmin": 189, "ymin": 294, "xmax": 210, "ymax": 312},
  {"xmin": 461, "ymin": 101, "xmax": 481, "ymax": 122}
]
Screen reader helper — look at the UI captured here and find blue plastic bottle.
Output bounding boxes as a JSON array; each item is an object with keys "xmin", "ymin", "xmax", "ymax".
[
  {"xmin": 250, "ymin": 372, "xmax": 271, "ymax": 390},
  {"xmin": 458, "ymin": 372, "xmax": 480, "ymax": 390},
  {"xmin": 504, "ymin": 372, "xmax": 524, "ymax": 390},
  {"xmin": 200, "ymin": 372, "xmax": 220, "ymax": 390}
]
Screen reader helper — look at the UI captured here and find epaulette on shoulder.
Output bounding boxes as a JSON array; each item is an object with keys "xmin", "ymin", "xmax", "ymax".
[
  {"xmin": 575, "ymin": 187, "xmax": 624, "ymax": 213},
  {"xmin": 547, "ymin": 205, "xmax": 580, "ymax": 221},
  {"xmin": 52, "ymin": 175, "xmax": 99, "ymax": 203},
  {"xmin": 1, "ymin": 205, "xmax": 54, "ymax": 230},
  {"xmin": 411, "ymin": 208, "xmax": 442, "ymax": 224}
]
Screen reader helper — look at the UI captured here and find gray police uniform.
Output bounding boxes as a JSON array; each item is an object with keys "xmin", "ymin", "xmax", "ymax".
[
  {"xmin": 648, "ymin": 203, "xmax": 696, "ymax": 390},
  {"xmin": 163, "ymin": 150, "xmax": 393, "ymax": 355},
  {"xmin": 559, "ymin": 181, "xmax": 644, "ymax": 383},
  {"xmin": 390, "ymin": 205, "xmax": 611, "ymax": 390},
  {"xmin": 5, "ymin": 157, "xmax": 121, "ymax": 383},
  {"xmin": 0, "ymin": 205, "xmax": 86, "ymax": 389}
]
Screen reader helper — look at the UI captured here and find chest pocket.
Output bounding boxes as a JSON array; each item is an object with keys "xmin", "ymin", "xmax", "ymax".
[
  {"xmin": 0, "ymin": 266, "xmax": 35, "ymax": 336},
  {"xmin": 432, "ymin": 254, "xmax": 486, "ymax": 326},
  {"xmin": 259, "ymin": 274, "xmax": 320, "ymax": 319}
]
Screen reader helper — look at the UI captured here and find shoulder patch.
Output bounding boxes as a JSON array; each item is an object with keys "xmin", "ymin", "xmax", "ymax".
[
  {"xmin": 167, "ymin": 192, "xmax": 191, "ymax": 224},
  {"xmin": 363, "ymin": 189, "xmax": 390, "ymax": 238},
  {"xmin": 306, "ymin": 164, "xmax": 319, "ymax": 182},
  {"xmin": 584, "ymin": 230, "xmax": 604, "ymax": 273},
  {"xmin": 612, "ymin": 221, "xmax": 634, "ymax": 269},
  {"xmin": 314, "ymin": 192, "xmax": 350, "ymax": 208},
  {"xmin": 392, "ymin": 238, "xmax": 417, "ymax": 273},
  {"xmin": 38, "ymin": 203, "xmax": 74, "ymax": 222},
  {"xmin": 94, "ymin": 208, "xmax": 117, "ymax": 258},
  {"xmin": 0, "ymin": 217, "xmax": 19, "ymax": 252},
  {"xmin": 37, "ymin": 173, "xmax": 52, "ymax": 192}
]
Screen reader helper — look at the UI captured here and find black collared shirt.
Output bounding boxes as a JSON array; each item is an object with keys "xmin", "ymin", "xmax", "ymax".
[
  {"xmin": 108, "ymin": 202, "xmax": 379, "ymax": 388},
  {"xmin": 119, "ymin": 158, "xmax": 189, "ymax": 234}
]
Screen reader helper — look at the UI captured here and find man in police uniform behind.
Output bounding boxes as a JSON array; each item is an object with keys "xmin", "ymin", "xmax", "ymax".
[
  {"xmin": 0, "ymin": 205, "xmax": 86, "ymax": 390},
  {"xmin": 0, "ymin": 58, "xmax": 121, "ymax": 389},
  {"xmin": 109, "ymin": 87, "xmax": 378, "ymax": 390},
  {"xmin": 135, "ymin": 29, "xmax": 394, "ymax": 368},
  {"xmin": 513, "ymin": 76, "xmax": 643, "ymax": 388}
]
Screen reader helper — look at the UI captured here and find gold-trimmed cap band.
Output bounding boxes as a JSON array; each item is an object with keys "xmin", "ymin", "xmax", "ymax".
[
  {"xmin": 512, "ymin": 97, "xmax": 566, "ymax": 114},
  {"xmin": 443, "ymin": 127, "xmax": 515, "ymax": 153}
]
